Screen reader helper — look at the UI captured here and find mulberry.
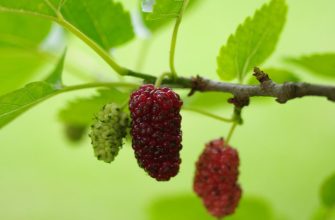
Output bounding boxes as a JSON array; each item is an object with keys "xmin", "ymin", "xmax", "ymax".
[
  {"xmin": 89, "ymin": 103, "xmax": 129, "ymax": 163},
  {"xmin": 193, "ymin": 138, "xmax": 242, "ymax": 218},
  {"xmin": 129, "ymin": 84, "xmax": 183, "ymax": 181}
]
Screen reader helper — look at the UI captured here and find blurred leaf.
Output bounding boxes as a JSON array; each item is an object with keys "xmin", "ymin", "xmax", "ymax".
[
  {"xmin": 248, "ymin": 68, "xmax": 300, "ymax": 85},
  {"xmin": 0, "ymin": 53, "xmax": 65, "ymax": 129},
  {"xmin": 0, "ymin": 13, "xmax": 51, "ymax": 48},
  {"xmin": 149, "ymin": 193, "xmax": 276, "ymax": 220},
  {"xmin": 287, "ymin": 53, "xmax": 335, "ymax": 79},
  {"xmin": 321, "ymin": 173, "xmax": 335, "ymax": 208},
  {"xmin": 147, "ymin": 0, "xmax": 185, "ymax": 20},
  {"xmin": 142, "ymin": 0, "xmax": 198, "ymax": 31},
  {"xmin": 58, "ymin": 88, "xmax": 129, "ymax": 126},
  {"xmin": 45, "ymin": 49, "xmax": 66, "ymax": 86},
  {"xmin": 148, "ymin": 194, "xmax": 213, "ymax": 220},
  {"xmin": 226, "ymin": 197, "xmax": 274, "ymax": 220},
  {"xmin": 64, "ymin": 124, "xmax": 87, "ymax": 143},
  {"xmin": 311, "ymin": 206, "xmax": 335, "ymax": 220},
  {"xmin": 0, "ymin": 49, "xmax": 50, "ymax": 95},
  {"xmin": 0, "ymin": 0, "xmax": 56, "ymax": 17},
  {"xmin": 0, "ymin": 0, "xmax": 135, "ymax": 49},
  {"xmin": 0, "ymin": 13, "xmax": 52, "ymax": 95},
  {"xmin": 217, "ymin": 0, "xmax": 287, "ymax": 81}
]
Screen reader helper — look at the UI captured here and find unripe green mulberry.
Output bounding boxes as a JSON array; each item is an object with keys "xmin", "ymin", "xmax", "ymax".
[{"xmin": 89, "ymin": 103, "xmax": 129, "ymax": 163}]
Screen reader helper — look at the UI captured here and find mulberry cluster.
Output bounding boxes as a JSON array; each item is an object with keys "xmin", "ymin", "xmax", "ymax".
[
  {"xmin": 193, "ymin": 138, "xmax": 241, "ymax": 218},
  {"xmin": 129, "ymin": 84, "xmax": 183, "ymax": 181},
  {"xmin": 89, "ymin": 103, "xmax": 128, "ymax": 163}
]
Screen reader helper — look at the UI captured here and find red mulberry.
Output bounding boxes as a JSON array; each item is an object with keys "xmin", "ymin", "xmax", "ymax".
[
  {"xmin": 193, "ymin": 138, "xmax": 242, "ymax": 218},
  {"xmin": 129, "ymin": 84, "xmax": 183, "ymax": 181}
]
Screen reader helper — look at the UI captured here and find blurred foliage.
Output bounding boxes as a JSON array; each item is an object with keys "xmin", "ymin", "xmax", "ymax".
[
  {"xmin": 64, "ymin": 124, "xmax": 87, "ymax": 143},
  {"xmin": 141, "ymin": 0, "xmax": 199, "ymax": 32},
  {"xmin": 287, "ymin": 53, "xmax": 335, "ymax": 79},
  {"xmin": 146, "ymin": 0, "xmax": 184, "ymax": 20},
  {"xmin": 0, "ymin": 49, "xmax": 49, "ymax": 95},
  {"xmin": 321, "ymin": 173, "xmax": 335, "ymax": 208},
  {"xmin": 226, "ymin": 196, "xmax": 275, "ymax": 220},
  {"xmin": 148, "ymin": 193, "xmax": 213, "ymax": 220},
  {"xmin": 149, "ymin": 193, "xmax": 278, "ymax": 220},
  {"xmin": 0, "ymin": 13, "xmax": 50, "ymax": 48},
  {"xmin": 0, "ymin": 13, "xmax": 51, "ymax": 95},
  {"xmin": 311, "ymin": 207, "xmax": 335, "ymax": 220}
]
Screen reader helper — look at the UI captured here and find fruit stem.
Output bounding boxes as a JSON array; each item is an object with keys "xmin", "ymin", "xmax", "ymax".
[
  {"xmin": 57, "ymin": 17, "xmax": 129, "ymax": 76},
  {"xmin": 225, "ymin": 105, "xmax": 243, "ymax": 146},
  {"xmin": 155, "ymin": 72, "xmax": 172, "ymax": 88},
  {"xmin": 182, "ymin": 107, "xmax": 234, "ymax": 123},
  {"xmin": 225, "ymin": 122, "xmax": 238, "ymax": 146},
  {"xmin": 169, "ymin": 0, "xmax": 190, "ymax": 79}
]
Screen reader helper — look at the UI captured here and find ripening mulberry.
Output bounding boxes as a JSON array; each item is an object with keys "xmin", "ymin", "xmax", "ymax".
[
  {"xmin": 89, "ymin": 103, "xmax": 129, "ymax": 163},
  {"xmin": 129, "ymin": 84, "xmax": 183, "ymax": 181},
  {"xmin": 193, "ymin": 138, "xmax": 242, "ymax": 218}
]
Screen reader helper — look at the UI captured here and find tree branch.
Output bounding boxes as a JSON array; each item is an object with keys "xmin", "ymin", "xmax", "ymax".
[{"xmin": 126, "ymin": 68, "xmax": 335, "ymax": 103}]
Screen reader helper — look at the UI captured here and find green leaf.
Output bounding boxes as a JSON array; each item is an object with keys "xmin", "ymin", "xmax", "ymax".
[
  {"xmin": 142, "ymin": 0, "xmax": 198, "ymax": 31},
  {"xmin": 287, "ymin": 53, "xmax": 335, "ymax": 79},
  {"xmin": 0, "ymin": 0, "xmax": 57, "ymax": 18},
  {"xmin": 147, "ymin": 0, "xmax": 185, "ymax": 20},
  {"xmin": 45, "ymin": 49, "xmax": 66, "ymax": 86},
  {"xmin": 59, "ymin": 0, "xmax": 134, "ymax": 49},
  {"xmin": 0, "ymin": 53, "xmax": 65, "ymax": 129},
  {"xmin": 248, "ymin": 68, "xmax": 300, "ymax": 85},
  {"xmin": 149, "ymin": 194, "xmax": 276, "ymax": 220},
  {"xmin": 0, "ymin": 13, "xmax": 52, "ymax": 95},
  {"xmin": 311, "ymin": 207, "xmax": 335, "ymax": 220},
  {"xmin": 148, "ymin": 194, "xmax": 214, "ymax": 220},
  {"xmin": 0, "ymin": 81, "xmax": 57, "ymax": 128},
  {"xmin": 226, "ymin": 197, "xmax": 274, "ymax": 220},
  {"xmin": 0, "ymin": 13, "xmax": 51, "ymax": 48},
  {"xmin": 0, "ymin": 0, "xmax": 135, "ymax": 49},
  {"xmin": 321, "ymin": 173, "xmax": 335, "ymax": 208},
  {"xmin": 0, "ymin": 48, "xmax": 49, "ymax": 95},
  {"xmin": 217, "ymin": 0, "xmax": 287, "ymax": 81},
  {"xmin": 58, "ymin": 88, "xmax": 129, "ymax": 127}
]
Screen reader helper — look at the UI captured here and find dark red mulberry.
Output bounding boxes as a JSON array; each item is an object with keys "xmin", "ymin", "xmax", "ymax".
[
  {"xmin": 193, "ymin": 138, "xmax": 242, "ymax": 218},
  {"xmin": 129, "ymin": 84, "xmax": 183, "ymax": 181}
]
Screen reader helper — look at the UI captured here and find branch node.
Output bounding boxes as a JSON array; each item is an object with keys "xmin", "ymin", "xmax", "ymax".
[
  {"xmin": 228, "ymin": 96, "xmax": 250, "ymax": 109},
  {"xmin": 276, "ymin": 82, "xmax": 300, "ymax": 104},
  {"xmin": 188, "ymin": 75, "xmax": 207, "ymax": 96},
  {"xmin": 253, "ymin": 67, "xmax": 270, "ymax": 83},
  {"xmin": 275, "ymin": 98, "xmax": 287, "ymax": 104}
]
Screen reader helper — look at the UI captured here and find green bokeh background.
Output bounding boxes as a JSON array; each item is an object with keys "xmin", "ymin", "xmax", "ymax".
[{"xmin": 0, "ymin": 0, "xmax": 335, "ymax": 219}]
